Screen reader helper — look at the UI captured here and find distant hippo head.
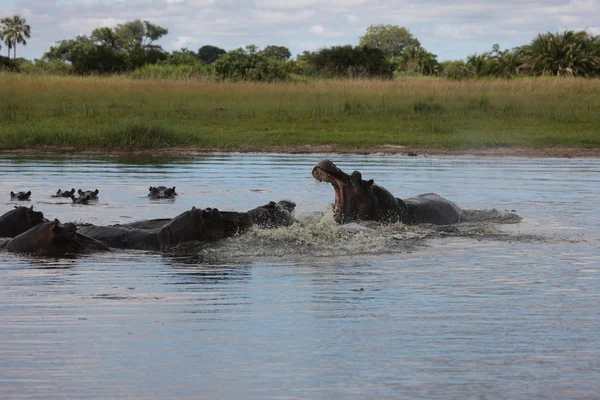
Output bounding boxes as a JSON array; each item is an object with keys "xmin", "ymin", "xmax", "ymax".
[
  {"xmin": 5, "ymin": 219, "xmax": 108, "ymax": 255},
  {"xmin": 246, "ymin": 200, "xmax": 296, "ymax": 229},
  {"xmin": 10, "ymin": 191, "xmax": 31, "ymax": 201},
  {"xmin": 53, "ymin": 188, "xmax": 76, "ymax": 198},
  {"xmin": 148, "ymin": 186, "xmax": 177, "ymax": 199},
  {"xmin": 78, "ymin": 189, "xmax": 99, "ymax": 199},
  {"xmin": 313, "ymin": 160, "xmax": 406, "ymax": 223},
  {"xmin": 0, "ymin": 206, "xmax": 46, "ymax": 238},
  {"xmin": 71, "ymin": 194, "xmax": 92, "ymax": 204}
]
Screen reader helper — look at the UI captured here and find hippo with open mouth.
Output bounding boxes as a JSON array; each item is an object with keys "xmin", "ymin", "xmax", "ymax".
[
  {"xmin": 148, "ymin": 186, "xmax": 177, "ymax": 199},
  {"xmin": 0, "ymin": 219, "xmax": 109, "ymax": 254},
  {"xmin": 312, "ymin": 160, "xmax": 462, "ymax": 225},
  {"xmin": 10, "ymin": 191, "xmax": 31, "ymax": 201}
]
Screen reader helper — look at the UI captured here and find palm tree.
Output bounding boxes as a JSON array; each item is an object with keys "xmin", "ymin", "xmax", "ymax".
[{"xmin": 1, "ymin": 15, "xmax": 31, "ymax": 59}]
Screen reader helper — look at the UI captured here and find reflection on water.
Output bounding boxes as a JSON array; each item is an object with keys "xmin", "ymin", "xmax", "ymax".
[{"xmin": 1, "ymin": 153, "xmax": 599, "ymax": 399}]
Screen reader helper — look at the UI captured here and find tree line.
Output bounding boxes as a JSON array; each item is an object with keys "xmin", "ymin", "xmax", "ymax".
[{"xmin": 2, "ymin": 16, "xmax": 600, "ymax": 80}]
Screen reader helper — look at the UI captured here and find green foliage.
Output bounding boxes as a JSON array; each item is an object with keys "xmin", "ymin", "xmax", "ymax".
[
  {"xmin": 303, "ymin": 45, "xmax": 394, "ymax": 78},
  {"xmin": 359, "ymin": 24, "xmax": 419, "ymax": 57},
  {"xmin": 261, "ymin": 45, "xmax": 291, "ymax": 61},
  {"xmin": 129, "ymin": 63, "xmax": 212, "ymax": 80},
  {"xmin": 393, "ymin": 44, "xmax": 439, "ymax": 75},
  {"xmin": 0, "ymin": 15, "xmax": 31, "ymax": 59},
  {"xmin": 44, "ymin": 20, "xmax": 169, "ymax": 74},
  {"xmin": 213, "ymin": 45, "xmax": 288, "ymax": 82},
  {"xmin": 440, "ymin": 60, "xmax": 474, "ymax": 80},
  {"xmin": 197, "ymin": 45, "xmax": 226, "ymax": 64},
  {"xmin": 519, "ymin": 30, "xmax": 600, "ymax": 77}
]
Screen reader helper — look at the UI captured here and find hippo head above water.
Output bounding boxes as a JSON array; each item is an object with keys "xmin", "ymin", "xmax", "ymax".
[
  {"xmin": 3, "ymin": 219, "xmax": 109, "ymax": 255},
  {"xmin": 312, "ymin": 160, "xmax": 406, "ymax": 223},
  {"xmin": 148, "ymin": 186, "xmax": 177, "ymax": 199},
  {"xmin": 0, "ymin": 206, "xmax": 46, "ymax": 238},
  {"xmin": 10, "ymin": 191, "xmax": 32, "ymax": 201},
  {"xmin": 78, "ymin": 189, "xmax": 99, "ymax": 199},
  {"xmin": 71, "ymin": 194, "xmax": 92, "ymax": 204},
  {"xmin": 313, "ymin": 160, "xmax": 463, "ymax": 225},
  {"xmin": 53, "ymin": 188, "xmax": 76, "ymax": 198}
]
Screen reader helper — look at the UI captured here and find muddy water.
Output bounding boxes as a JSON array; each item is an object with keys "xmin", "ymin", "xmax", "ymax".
[{"xmin": 0, "ymin": 154, "xmax": 599, "ymax": 399}]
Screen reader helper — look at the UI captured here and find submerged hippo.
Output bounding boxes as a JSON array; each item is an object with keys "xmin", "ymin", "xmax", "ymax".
[
  {"xmin": 10, "ymin": 191, "xmax": 31, "ymax": 201},
  {"xmin": 71, "ymin": 194, "xmax": 93, "ymax": 205},
  {"xmin": 79, "ymin": 207, "xmax": 253, "ymax": 251},
  {"xmin": 52, "ymin": 188, "xmax": 76, "ymax": 198},
  {"xmin": 0, "ymin": 219, "xmax": 109, "ymax": 255},
  {"xmin": 78, "ymin": 189, "xmax": 99, "ymax": 199},
  {"xmin": 312, "ymin": 160, "xmax": 462, "ymax": 225},
  {"xmin": 246, "ymin": 200, "xmax": 296, "ymax": 228},
  {"xmin": 0, "ymin": 206, "xmax": 46, "ymax": 238},
  {"xmin": 148, "ymin": 186, "xmax": 177, "ymax": 199},
  {"xmin": 112, "ymin": 200, "xmax": 297, "ymax": 231}
]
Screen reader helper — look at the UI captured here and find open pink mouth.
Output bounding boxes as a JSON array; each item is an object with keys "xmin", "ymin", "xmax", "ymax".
[{"xmin": 312, "ymin": 164, "xmax": 346, "ymax": 220}]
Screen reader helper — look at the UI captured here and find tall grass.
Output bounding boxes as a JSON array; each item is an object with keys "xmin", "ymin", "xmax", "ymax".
[{"xmin": 1, "ymin": 73, "xmax": 599, "ymax": 151}]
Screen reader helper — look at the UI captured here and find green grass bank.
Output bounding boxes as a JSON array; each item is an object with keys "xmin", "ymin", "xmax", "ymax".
[{"xmin": 1, "ymin": 73, "xmax": 599, "ymax": 153}]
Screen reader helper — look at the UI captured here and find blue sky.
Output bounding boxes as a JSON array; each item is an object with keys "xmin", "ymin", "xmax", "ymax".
[{"xmin": 2, "ymin": 0, "xmax": 599, "ymax": 61}]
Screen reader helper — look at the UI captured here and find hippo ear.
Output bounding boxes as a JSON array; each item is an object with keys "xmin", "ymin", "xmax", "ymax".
[
  {"xmin": 94, "ymin": 189, "xmax": 99, "ymax": 194},
  {"xmin": 191, "ymin": 206, "xmax": 196, "ymax": 210},
  {"xmin": 56, "ymin": 189, "xmax": 61, "ymax": 194},
  {"xmin": 71, "ymin": 188, "xmax": 75, "ymax": 192},
  {"xmin": 366, "ymin": 179, "xmax": 374, "ymax": 187},
  {"xmin": 351, "ymin": 171, "xmax": 362, "ymax": 181},
  {"xmin": 27, "ymin": 191, "xmax": 31, "ymax": 196},
  {"xmin": 78, "ymin": 189, "xmax": 83, "ymax": 195},
  {"xmin": 268, "ymin": 201, "xmax": 277, "ymax": 208},
  {"xmin": 172, "ymin": 187, "xmax": 176, "ymax": 191},
  {"xmin": 10, "ymin": 191, "xmax": 15, "ymax": 196}
]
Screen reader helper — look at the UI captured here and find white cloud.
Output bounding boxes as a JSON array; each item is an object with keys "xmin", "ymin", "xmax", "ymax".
[
  {"xmin": 347, "ymin": 15, "xmax": 359, "ymax": 24},
  {"xmin": 172, "ymin": 35, "xmax": 194, "ymax": 49},
  {"xmin": 310, "ymin": 24, "xmax": 344, "ymax": 38}
]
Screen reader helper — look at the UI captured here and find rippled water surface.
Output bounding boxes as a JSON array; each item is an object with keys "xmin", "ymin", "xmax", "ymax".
[{"xmin": 1, "ymin": 153, "xmax": 599, "ymax": 399}]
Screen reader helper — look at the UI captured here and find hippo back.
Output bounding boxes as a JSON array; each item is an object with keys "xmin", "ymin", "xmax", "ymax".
[
  {"xmin": 370, "ymin": 184, "xmax": 408, "ymax": 223},
  {"xmin": 403, "ymin": 193, "xmax": 462, "ymax": 225},
  {"xmin": 78, "ymin": 225, "xmax": 161, "ymax": 250}
]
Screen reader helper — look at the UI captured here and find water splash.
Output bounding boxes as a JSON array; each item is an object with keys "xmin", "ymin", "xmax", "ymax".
[{"xmin": 198, "ymin": 208, "xmax": 530, "ymax": 259}]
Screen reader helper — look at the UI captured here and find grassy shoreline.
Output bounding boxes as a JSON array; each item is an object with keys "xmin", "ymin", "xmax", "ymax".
[{"xmin": 2, "ymin": 73, "xmax": 600, "ymax": 153}]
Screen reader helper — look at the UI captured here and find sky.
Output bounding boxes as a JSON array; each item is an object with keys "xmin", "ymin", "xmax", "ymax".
[{"xmin": 1, "ymin": 0, "xmax": 599, "ymax": 61}]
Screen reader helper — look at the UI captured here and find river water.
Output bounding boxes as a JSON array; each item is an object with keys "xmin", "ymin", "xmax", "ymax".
[{"xmin": 0, "ymin": 153, "xmax": 598, "ymax": 399}]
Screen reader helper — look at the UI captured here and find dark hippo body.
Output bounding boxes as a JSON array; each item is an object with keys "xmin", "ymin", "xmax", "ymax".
[
  {"xmin": 148, "ymin": 186, "xmax": 177, "ymax": 199},
  {"xmin": 0, "ymin": 206, "xmax": 46, "ymax": 238},
  {"xmin": 10, "ymin": 191, "xmax": 31, "ymax": 201},
  {"xmin": 312, "ymin": 160, "xmax": 462, "ymax": 225},
  {"xmin": 78, "ymin": 225, "xmax": 161, "ymax": 250},
  {"xmin": 52, "ymin": 188, "xmax": 76, "ymax": 198},
  {"xmin": 114, "ymin": 200, "xmax": 297, "ymax": 231},
  {"xmin": 246, "ymin": 200, "xmax": 296, "ymax": 229},
  {"xmin": 79, "ymin": 207, "xmax": 253, "ymax": 251},
  {"xmin": 0, "ymin": 219, "xmax": 109, "ymax": 255}
]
